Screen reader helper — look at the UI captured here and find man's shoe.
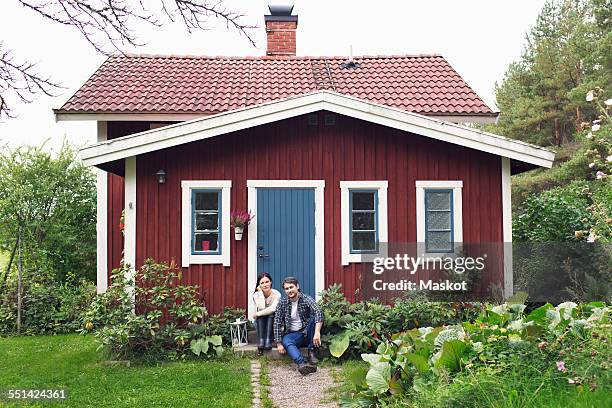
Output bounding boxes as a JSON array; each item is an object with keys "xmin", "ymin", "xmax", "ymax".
[
  {"xmin": 308, "ymin": 349, "xmax": 319, "ymax": 365},
  {"xmin": 297, "ymin": 363, "xmax": 317, "ymax": 375}
]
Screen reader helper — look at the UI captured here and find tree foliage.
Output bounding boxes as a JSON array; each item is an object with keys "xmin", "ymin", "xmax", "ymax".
[
  {"xmin": 490, "ymin": 0, "xmax": 611, "ymax": 146},
  {"xmin": 0, "ymin": 143, "xmax": 97, "ymax": 284}
]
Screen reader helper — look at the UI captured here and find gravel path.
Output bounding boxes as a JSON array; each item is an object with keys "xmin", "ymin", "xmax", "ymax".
[{"xmin": 267, "ymin": 362, "xmax": 339, "ymax": 408}]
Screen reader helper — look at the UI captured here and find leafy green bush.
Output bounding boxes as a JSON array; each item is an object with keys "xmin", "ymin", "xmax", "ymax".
[
  {"xmin": 0, "ymin": 277, "xmax": 95, "ymax": 336},
  {"xmin": 319, "ymin": 285, "xmax": 483, "ymax": 359},
  {"xmin": 82, "ymin": 259, "xmax": 245, "ymax": 361},
  {"xmin": 339, "ymin": 300, "xmax": 611, "ymax": 407}
]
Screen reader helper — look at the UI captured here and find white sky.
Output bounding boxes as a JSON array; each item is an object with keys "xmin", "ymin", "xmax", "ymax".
[{"xmin": 0, "ymin": 0, "xmax": 547, "ymax": 153}]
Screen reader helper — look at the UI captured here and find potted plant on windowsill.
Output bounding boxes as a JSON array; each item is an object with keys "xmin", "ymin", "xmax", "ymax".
[{"xmin": 230, "ymin": 210, "xmax": 254, "ymax": 241}]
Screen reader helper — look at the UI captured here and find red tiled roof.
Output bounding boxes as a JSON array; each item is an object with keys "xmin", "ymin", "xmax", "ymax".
[{"xmin": 57, "ymin": 54, "xmax": 496, "ymax": 116}]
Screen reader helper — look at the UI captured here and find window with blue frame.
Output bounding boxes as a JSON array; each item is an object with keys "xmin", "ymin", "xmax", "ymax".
[
  {"xmin": 192, "ymin": 189, "xmax": 221, "ymax": 254},
  {"xmin": 350, "ymin": 190, "xmax": 378, "ymax": 253},
  {"xmin": 424, "ymin": 189, "xmax": 454, "ymax": 252}
]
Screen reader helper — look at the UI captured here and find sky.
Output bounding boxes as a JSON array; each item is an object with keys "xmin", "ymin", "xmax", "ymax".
[{"xmin": 0, "ymin": 0, "xmax": 548, "ymax": 153}]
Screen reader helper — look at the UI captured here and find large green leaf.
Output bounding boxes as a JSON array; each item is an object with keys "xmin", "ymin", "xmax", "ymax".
[
  {"xmin": 406, "ymin": 353, "xmax": 430, "ymax": 373},
  {"xmin": 525, "ymin": 303, "xmax": 553, "ymax": 325},
  {"xmin": 435, "ymin": 340, "xmax": 467, "ymax": 373},
  {"xmin": 208, "ymin": 335, "xmax": 223, "ymax": 346},
  {"xmin": 366, "ymin": 362, "xmax": 391, "ymax": 394},
  {"xmin": 348, "ymin": 367, "xmax": 368, "ymax": 389},
  {"xmin": 330, "ymin": 331, "xmax": 351, "ymax": 358},
  {"xmin": 190, "ymin": 338, "xmax": 209, "ymax": 356},
  {"xmin": 361, "ymin": 353, "xmax": 383, "ymax": 365}
]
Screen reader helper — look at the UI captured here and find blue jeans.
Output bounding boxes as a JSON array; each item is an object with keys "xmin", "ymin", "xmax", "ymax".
[{"xmin": 281, "ymin": 318, "xmax": 316, "ymax": 365}]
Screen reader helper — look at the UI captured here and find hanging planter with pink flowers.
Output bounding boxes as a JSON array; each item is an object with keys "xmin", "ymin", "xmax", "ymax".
[{"xmin": 230, "ymin": 210, "xmax": 254, "ymax": 241}]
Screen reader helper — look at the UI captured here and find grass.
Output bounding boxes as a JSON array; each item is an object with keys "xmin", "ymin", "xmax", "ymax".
[
  {"xmin": 259, "ymin": 359, "xmax": 273, "ymax": 408},
  {"xmin": 0, "ymin": 334, "xmax": 252, "ymax": 407}
]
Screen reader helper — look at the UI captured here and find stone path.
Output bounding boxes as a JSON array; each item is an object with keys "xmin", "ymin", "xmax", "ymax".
[
  {"xmin": 266, "ymin": 361, "xmax": 338, "ymax": 408},
  {"xmin": 250, "ymin": 360, "xmax": 262, "ymax": 407}
]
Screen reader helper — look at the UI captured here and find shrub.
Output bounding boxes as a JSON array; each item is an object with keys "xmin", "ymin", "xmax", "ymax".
[
  {"xmin": 0, "ymin": 276, "xmax": 95, "ymax": 336},
  {"xmin": 319, "ymin": 285, "xmax": 483, "ymax": 359},
  {"xmin": 82, "ymin": 259, "xmax": 245, "ymax": 361},
  {"xmin": 339, "ymin": 300, "xmax": 611, "ymax": 407}
]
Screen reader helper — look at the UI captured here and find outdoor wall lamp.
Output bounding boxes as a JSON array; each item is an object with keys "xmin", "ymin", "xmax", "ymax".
[{"xmin": 156, "ymin": 170, "xmax": 167, "ymax": 184}]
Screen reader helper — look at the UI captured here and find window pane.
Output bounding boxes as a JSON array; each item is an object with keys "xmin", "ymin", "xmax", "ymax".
[
  {"xmin": 195, "ymin": 192, "xmax": 219, "ymax": 211},
  {"xmin": 427, "ymin": 191, "xmax": 451, "ymax": 211},
  {"xmin": 352, "ymin": 212, "xmax": 375, "ymax": 230},
  {"xmin": 352, "ymin": 231, "xmax": 376, "ymax": 251},
  {"xmin": 194, "ymin": 233, "xmax": 219, "ymax": 252},
  {"xmin": 426, "ymin": 231, "xmax": 452, "ymax": 251},
  {"xmin": 352, "ymin": 192, "xmax": 375, "ymax": 210},
  {"xmin": 195, "ymin": 213, "xmax": 218, "ymax": 231},
  {"xmin": 427, "ymin": 211, "xmax": 451, "ymax": 230}
]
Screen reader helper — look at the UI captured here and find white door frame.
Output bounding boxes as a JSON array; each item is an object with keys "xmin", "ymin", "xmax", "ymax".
[{"xmin": 246, "ymin": 180, "xmax": 325, "ymax": 321}]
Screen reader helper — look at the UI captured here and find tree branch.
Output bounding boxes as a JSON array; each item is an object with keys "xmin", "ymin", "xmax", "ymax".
[
  {"xmin": 0, "ymin": 43, "xmax": 64, "ymax": 118},
  {"xmin": 2, "ymin": 0, "xmax": 256, "ymax": 117}
]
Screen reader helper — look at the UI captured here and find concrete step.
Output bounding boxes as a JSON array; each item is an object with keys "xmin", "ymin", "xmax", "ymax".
[{"xmin": 233, "ymin": 333, "xmax": 329, "ymax": 360}]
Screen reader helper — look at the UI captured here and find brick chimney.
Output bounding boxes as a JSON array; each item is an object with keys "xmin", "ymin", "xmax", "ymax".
[{"xmin": 265, "ymin": 5, "xmax": 298, "ymax": 57}]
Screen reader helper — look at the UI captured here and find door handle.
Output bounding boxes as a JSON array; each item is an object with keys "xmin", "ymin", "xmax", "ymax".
[{"xmin": 258, "ymin": 253, "xmax": 269, "ymax": 258}]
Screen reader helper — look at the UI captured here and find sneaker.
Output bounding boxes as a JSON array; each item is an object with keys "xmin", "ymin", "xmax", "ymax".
[
  {"xmin": 308, "ymin": 349, "xmax": 319, "ymax": 365},
  {"xmin": 297, "ymin": 363, "xmax": 317, "ymax": 375}
]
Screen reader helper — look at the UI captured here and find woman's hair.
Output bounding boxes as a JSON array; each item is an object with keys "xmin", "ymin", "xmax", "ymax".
[{"xmin": 254, "ymin": 272, "xmax": 273, "ymax": 293}]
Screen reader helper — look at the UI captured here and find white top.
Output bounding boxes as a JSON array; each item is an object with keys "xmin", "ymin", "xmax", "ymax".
[
  {"xmin": 252, "ymin": 289, "xmax": 281, "ymax": 317},
  {"xmin": 289, "ymin": 299, "xmax": 302, "ymax": 331}
]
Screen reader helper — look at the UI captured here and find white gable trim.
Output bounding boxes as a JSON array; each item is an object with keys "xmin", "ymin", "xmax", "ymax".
[{"xmin": 80, "ymin": 91, "xmax": 554, "ymax": 168}]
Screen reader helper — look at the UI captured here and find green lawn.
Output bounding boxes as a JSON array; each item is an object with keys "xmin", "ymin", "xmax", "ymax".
[{"xmin": 0, "ymin": 334, "xmax": 252, "ymax": 407}]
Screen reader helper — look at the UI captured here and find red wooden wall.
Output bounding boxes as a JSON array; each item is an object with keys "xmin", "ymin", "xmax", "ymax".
[{"xmin": 100, "ymin": 112, "xmax": 504, "ymax": 313}]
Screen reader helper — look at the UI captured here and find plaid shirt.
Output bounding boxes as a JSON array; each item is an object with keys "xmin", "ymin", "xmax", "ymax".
[{"xmin": 273, "ymin": 292, "xmax": 323, "ymax": 343}]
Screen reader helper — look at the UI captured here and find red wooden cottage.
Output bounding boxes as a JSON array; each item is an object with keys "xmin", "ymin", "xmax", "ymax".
[{"xmin": 55, "ymin": 6, "xmax": 554, "ymax": 315}]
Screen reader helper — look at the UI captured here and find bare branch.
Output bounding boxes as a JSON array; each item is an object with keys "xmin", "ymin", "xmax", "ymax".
[
  {"xmin": 3, "ymin": 0, "xmax": 257, "ymax": 117},
  {"xmin": 170, "ymin": 0, "xmax": 258, "ymax": 46},
  {"xmin": 0, "ymin": 43, "xmax": 64, "ymax": 119}
]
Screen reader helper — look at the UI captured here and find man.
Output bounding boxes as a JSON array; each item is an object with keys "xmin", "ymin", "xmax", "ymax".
[{"xmin": 273, "ymin": 277, "xmax": 324, "ymax": 375}]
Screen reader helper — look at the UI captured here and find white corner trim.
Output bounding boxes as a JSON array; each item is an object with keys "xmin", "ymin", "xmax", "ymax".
[
  {"xmin": 96, "ymin": 169, "xmax": 108, "ymax": 294},
  {"xmin": 80, "ymin": 91, "xmax": 555, "ymax": 169},
  {"xmin": 416, "ymin": 180, "xmax": 463, "ymax": 257},
  {"xmin": 501, "ymin": 158, "xmax": 513, "ymax": 299},
  {"xmin": 96, "ymin": 121, "xmax": 108, "ymax": 294},
  {"xmin": 124, "ymin": 156, "xmax": 137, "ymax": 299},
  {"xmin": 181, "ymin": 181, "xmax": 232, "ymax": 267},
  {"xmin": 246, "ymin": 180, "xmax": 325, "ymax": 321},
  {"xmin": 340, "ymin": 181, "xmax": 389, "ymax": 266}
]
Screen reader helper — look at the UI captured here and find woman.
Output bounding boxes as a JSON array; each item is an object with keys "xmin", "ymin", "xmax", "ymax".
[{"xmin": 252, "ymin": 272, "xmax": 281, "ymax": 354}]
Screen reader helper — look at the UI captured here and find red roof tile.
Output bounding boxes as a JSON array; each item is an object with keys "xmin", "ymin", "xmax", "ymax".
[{"xmin": 57, "ymin": 54, "xmax": 495, "ymax": 116}]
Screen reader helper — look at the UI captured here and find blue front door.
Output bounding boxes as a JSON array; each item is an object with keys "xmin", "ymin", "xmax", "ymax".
[{"xmin": 257, "ymin": 188, "xmax": 316, "ymax": 297}]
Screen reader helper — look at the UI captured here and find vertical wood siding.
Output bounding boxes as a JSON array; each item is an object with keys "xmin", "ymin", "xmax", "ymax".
[{"xmin": 108, "ymin": 113, "xmax": 502, "ymax": 313}]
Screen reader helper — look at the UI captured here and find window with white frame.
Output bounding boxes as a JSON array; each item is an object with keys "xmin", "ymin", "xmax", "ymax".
[
  {"xmin": 341, "ymin": 181, "xmax": 388, "ymax": 265},
  {"xmin": 416, "ymin": 181, "xmax": 463, "ymax": 255},
  {"xmin": 181, "ymin": 181, "xmax": 231, "ymax": 267}
]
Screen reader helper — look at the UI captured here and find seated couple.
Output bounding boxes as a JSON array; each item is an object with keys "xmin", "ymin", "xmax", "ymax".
[{"xmin": 252, "ymin": 273, "xmax": 323, "ymax": 375}]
